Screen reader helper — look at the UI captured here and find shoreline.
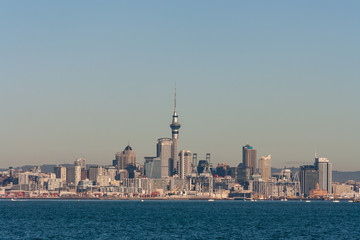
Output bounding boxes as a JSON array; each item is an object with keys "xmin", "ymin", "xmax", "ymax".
[{"xmin": 1, "ymin": 196, "xmax": 357, "ymax": 201}]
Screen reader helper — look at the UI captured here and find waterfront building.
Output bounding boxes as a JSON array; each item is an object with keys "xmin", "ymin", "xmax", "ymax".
[
  {"xmin": 242, "ymin": 144, "xmax": 257, "ymax": 175},
  {"xmin": 333, "ymin": 182, "xmax": 360, "ymax": 198},
  {"xmin": 45, "ymin": 178, "xmax": 63, "ymax": 191},
  {"xmin": 258, "ymin": 155, "xmax": 271, "ymax": 181},
  {"xmin": 66, "ymin": 166, "xmax": 81, "ymax": 186},
  {"xmin": 157, "ymin": 138, "xmax": 173, "ymax": 177},
  {"xmin": 170, "ymin": 87, "xmax": 181, "ymax": 175},
  {"xmin": 115, "ymin": 145, "xmax": 137, "ymax": 170},
  {"xmin": 299, "ymin": 165, "xmax": 318, "ymax": 197},
  {"xmin": 178, "ymin": 150, "xmax": 192, "ymax": 179},
  {"xmin": 54, "ymin": 166, "xmax": 67, "ymax": 184},
  {"xmin": 271, "ymin": 169, "xmax": 301, "ymax": 198},
  {"xmin": 309, "ymin": 183, "xmax": 328, "ymax": 198},
  {"xmin": 314, "ymin": 157, "xmax": 332, "ymax": 194}
]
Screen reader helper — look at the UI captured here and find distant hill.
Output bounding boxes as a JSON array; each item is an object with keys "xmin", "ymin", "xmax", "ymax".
[
  {"xmin": 272, "ymin": 168, "xmax": 360, "ymax": 182},
  {"xmin": 332, "ymin": 171, "xmax": 360, "ymax": 182}
]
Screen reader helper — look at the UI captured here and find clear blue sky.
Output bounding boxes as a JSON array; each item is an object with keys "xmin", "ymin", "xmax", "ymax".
[{"xmin": 1, "ymin": 1, "xmax": 359, "ymax": 170}]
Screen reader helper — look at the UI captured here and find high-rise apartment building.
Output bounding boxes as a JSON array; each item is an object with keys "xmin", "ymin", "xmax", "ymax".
[
  {"xmin": 66, "ymin": 166, "xmax": 81, "ymax": 186},
  {"xmin": 243, "ymin": 144, "xmax": 257, "ymax": 175},
  {"xmin": 259, "ymin": 155, "xmax": 271, "ymax": 181},
  {"xmin": 115, "ymin": 145, "xmax": 137, "ymax": 170},
  {"xmin": 178, "ymin": 150, "xmax": 192, "ymax": 179},
  {"xmin": 74, "ymin": 158, "xmax": 87, "ymax": 180},
  {"xmin": 157, "ymin": 138, "xmax": 173, "ymax": 178},
  {"xmin": 315, "ymin": 157, "xmax": 332, "ymax": 194},
  {"xmin": 88, "ymin": 165, "xmax": 104, "ymax": 184},
  {"xmin": 54, "ymin": 165, "xmax": 67, "ymax": 184},
  {"xmin": 74, "ymin": 158, "xmax": 86, "ymax": 170}
]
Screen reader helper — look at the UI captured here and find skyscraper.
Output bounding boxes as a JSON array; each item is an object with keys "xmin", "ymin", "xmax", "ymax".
[
  {"xmin": 299, "ymin": 165, "xmax": 318, "ymax": 197},
  {"xmin": 54, "ymin": 165, "xmax": 66, "ymax": 184},
  {"xmin": 157, "ymin": 137, "xmax": 173, "ymax": 177},
  {"xmin": 243, "ymin": 144, "xmax": 257, "ymax": 175},
  {"xmin": 178, "ymin": 150, "xmax": 192, "ymax": 179},
  {"xmin": 88, "ymin": 165, "xmax": 104, "ymax": 184},
  {"xmin": 314, "ymin": 157, "xmax": 332, "ymax": 194},
  {"xmin": 170, "ymin": 87, "xmax": 181, "ymax": 175},
  {"xmin": 66, "ymin": 165, "xmax": 81, "ymax": 186},
  {"xmin": 259, "ymin": 155, "xmax": 271, "ymax": 181},
  {"xmin": 115, "ymin": 145, "xmax": 137, "ymax": 170},
  {"xmin": 144, "ymin": 157, "xmax": 162, "ymax": 178}
]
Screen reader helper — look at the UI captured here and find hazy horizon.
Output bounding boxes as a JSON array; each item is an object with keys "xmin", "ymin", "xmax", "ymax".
[{"xmin": 1, "ymin": 1, "xmax": 359, "ymax": 171}]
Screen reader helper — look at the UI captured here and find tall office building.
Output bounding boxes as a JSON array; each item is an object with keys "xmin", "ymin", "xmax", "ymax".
[
  {"xmin": 74, "ymin": 158, "xmax": 87, "ymax": 180},
  {"xmin": 54, "ymin": 165, "xmax": 67, "ymax": 184},
  {"xmin": 66, "ymin": 166, "xmax": 81, "ymax": 186},
  {"xmin": 157, "ymin": 138, "xmax": 173, "ymax": 177},
  {"xmin": 259, "ymin": 155, "xmax": 271, "ymax": 181},
  {"xmin": 243, "ymin": 144, "xmax": 257, "ymax": 175},
  {"xmin": 170, "ymin": 87, "xmax": 181, "ymax": 175},
  {"xmin": 178, "ymin": 150, "xmax": 192, "ymax": 179},
  {"xmin": 115, "ymin": 145, "xmax": 137, "ymax": 170},
  {"xmin": 88, "ymin": 165, "xmax": 104, "ymax": 184},
  {"xmin": 144, "ymin": 157, "xmax": 162, "ymax": 178},
  {"xmin": 300, "ymin": 165, "xmax": 318, "ymax": 197},
  {"xmin": 314, "ymin": 157, "xmax": 332, "ymax": 194}
]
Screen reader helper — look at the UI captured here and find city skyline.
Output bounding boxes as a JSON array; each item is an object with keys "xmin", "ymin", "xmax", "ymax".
[{"xmin": 1, "ymin": 1, "xmax": 360, "ymax": 170}]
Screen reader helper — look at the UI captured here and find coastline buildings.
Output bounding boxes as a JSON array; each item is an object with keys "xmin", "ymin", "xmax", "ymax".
[
  {"xmin": 299, "ymin": 156, "xmax": 333, "ymax": 197},
  {"xmin": 315, "ymin": 157, "xmax": 332, "ymax": 194},
  {"xmin": 0, "ymin": 88, "xmax": 341, "ymax": 200}
]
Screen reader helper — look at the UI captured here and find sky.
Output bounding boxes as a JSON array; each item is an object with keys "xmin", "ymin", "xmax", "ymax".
[{"xmin": 1, "ymin": 1, "xmax": 359, "ymax": 171}]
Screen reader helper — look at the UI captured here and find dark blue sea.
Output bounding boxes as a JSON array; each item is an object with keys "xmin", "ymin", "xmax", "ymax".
[{"xmin": 0, "ymin": 200, "xmax": 359, "ymax": 239}]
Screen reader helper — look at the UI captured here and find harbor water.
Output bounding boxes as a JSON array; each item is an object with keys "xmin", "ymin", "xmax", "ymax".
[{"xmin": 0, "ymin": 200, "xmax": 359, "ymax": 239}]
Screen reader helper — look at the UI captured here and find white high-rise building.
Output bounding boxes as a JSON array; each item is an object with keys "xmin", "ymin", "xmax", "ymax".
[
  {"xmin": 259, "ymin": 155, "xmax": 271, "ymax": 181},
  {"xmin": 157, "ymin": 138, "xmax": 173, "ymax": 178},
  {"xmin": 315, "ymin": 157, "xmax": 332, "ymax": 194},
  {"xmin": 74, "ymin": 158, "xmax": 86, "ymax": 170},
  {"xmin": 178, "ymin": 150, "xmax": 192, "ymax": 179}
]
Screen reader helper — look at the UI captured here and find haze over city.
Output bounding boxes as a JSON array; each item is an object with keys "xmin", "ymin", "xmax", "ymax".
[{"xmin": 1, "ymin": 1, "xmax": 359, "ymax": 171}]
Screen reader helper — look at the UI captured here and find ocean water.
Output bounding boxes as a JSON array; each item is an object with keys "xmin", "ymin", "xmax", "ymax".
[{"xmin": 0, "ymin": 200, "xmax": 359, "ymax": 240}]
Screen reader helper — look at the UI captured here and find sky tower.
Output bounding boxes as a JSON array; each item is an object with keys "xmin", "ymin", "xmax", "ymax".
[{"xmin": 170, "ymin": 86, "xmax": 181, "ymax": 175}]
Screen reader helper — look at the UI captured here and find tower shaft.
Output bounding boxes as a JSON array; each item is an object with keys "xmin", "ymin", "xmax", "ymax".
[{"xmin": 170, "ymin": 85, "xmax": 181, "ymax": 175}]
